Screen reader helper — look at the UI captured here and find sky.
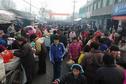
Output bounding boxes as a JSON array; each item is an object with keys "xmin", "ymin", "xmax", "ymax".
[{"xmin": 13, "ymin": 0, "xmax": 87, "ymax": 14}]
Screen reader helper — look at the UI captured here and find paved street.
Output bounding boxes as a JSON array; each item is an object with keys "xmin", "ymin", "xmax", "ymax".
[{"xmin": 32, "ymin": 57, "xmax": 68, "ymax": 84}]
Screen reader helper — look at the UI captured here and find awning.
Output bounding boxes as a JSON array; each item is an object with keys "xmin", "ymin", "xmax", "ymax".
[
  {"xmin": 112, "ymin": 16, "xmax": 126, "ymax": 20},
  {"xmin": 0, "ymin": 10, "xmax": 16, "ymax": 23}
]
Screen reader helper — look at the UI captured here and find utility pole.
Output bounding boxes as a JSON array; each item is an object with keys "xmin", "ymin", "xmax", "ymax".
[
  {"xmin": 30, "ymin": 0, "xmax": 31, "ymax": 14},
  {"xmin": 72, "ymin": 0, "xmax": 76, "ymax": 25}
]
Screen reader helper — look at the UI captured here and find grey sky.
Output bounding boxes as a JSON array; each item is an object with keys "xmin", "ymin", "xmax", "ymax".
[{"xmin": 13, "ymin": 0, "xmax": 87, "ymax": 14}]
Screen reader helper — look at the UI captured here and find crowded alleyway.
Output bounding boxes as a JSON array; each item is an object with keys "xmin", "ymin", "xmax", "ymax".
[{"xmin": 32, "ymin": 57, "xmax": 68, "ymax": 84}]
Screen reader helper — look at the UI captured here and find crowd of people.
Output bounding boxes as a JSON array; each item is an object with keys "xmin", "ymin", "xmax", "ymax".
[{"xmin": 0, "ymin": 24, "xmax": 126, "ymax": 84}]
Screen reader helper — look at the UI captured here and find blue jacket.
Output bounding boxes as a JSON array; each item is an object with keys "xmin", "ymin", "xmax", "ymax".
[{"xmin": 49, "ymin": 43, "xmax": 66, "ymax": 63}]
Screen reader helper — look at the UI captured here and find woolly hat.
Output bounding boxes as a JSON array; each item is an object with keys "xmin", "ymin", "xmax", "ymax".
[{"xmin": 71, "ymin": 64, "xmax": 84, "ymax": 73}]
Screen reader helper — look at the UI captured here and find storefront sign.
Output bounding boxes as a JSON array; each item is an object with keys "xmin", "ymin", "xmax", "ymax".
[{"xmin": 112, "ymin": 3, "xmax": 126, "ymax": 16}]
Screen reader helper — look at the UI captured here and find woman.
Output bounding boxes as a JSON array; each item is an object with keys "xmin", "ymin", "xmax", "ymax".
[{"xmin": 14, "ymin": 37, "xmax": 35, "ymax": 84}]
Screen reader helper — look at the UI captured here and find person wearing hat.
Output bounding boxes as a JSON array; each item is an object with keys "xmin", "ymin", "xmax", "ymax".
[
  {"xmin": 53, "ymin": 64, "xmax": 87, "ymax": 84},
  {"xmin": 14, "ymin": 37, "xmax": 35, "ymax": 84}
]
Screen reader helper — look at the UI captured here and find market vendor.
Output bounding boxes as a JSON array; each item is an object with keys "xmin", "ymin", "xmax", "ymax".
[{"xmin": 14, "ymin": 37, "xmax": 35, "ymax": 84}]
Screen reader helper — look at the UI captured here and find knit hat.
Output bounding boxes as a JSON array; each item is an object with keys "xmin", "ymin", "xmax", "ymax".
[{"xmin": 71, "ymin": 64, "xmax": 84, "ymax": 73}]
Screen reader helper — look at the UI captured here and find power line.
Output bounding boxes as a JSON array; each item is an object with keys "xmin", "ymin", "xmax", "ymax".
[{"xmin": 22, "ymin": 0, "xmax": 40, "ymax": 10}]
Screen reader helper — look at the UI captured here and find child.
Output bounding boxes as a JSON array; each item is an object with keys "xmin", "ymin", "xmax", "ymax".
[
  {"xmin": 50, "ymin": 35, "xmax": 66, "ymax": 81},
  {"xmin": 53, "ymin": 64, "xmax": 87, "ymax": 84}
]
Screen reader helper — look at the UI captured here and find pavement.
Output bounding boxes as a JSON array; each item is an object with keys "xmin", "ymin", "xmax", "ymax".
[{"xmin": 32, "ymin": 57, "xmax": 69, "ymax": 84}]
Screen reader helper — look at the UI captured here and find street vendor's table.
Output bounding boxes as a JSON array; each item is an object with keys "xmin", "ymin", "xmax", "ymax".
[
  {"xmin": 0, "ymin": 58, "xmax": 6, "ymax": 83},
  {"xmin": 4, "ymin": 57, "xmax": 20, "ymax": 71}
]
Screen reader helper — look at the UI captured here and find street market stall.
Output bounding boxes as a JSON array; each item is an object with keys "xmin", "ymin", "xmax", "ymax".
[
  {"xmin": 0, "ymin": 49, "xmax": 24, "ymax": 84},
  {"xmin": 0, "ymin": 10, "xmax": 16, "ymax": 33}
]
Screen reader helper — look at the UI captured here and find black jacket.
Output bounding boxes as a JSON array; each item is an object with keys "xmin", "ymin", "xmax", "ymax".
[
  {"xmin": 14, "ymin": 42, "xmax": 36, "ymax": 82},
  {"xmin": 59, "ymin": 73, "xmax": 87, "ymax": 84},
  {"xmin": 94, "ymin": 65, "xmax": 124, "ymax": 84},
  {"xmin": 14, "ymin": 42, "xmax": 35, "ymax": 68}
]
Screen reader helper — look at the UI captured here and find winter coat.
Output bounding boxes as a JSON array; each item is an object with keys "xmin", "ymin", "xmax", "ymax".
[
  {"xmin": 59, "ymin": 72, "xmax": 87, "ymax": 84},
  {"xmin": 49, "ymin": 43, "xmax": 66, "ymax": 63},
  {"xmin": 14, "ymin": 42, "xmax": 35, "ymax": 82},
  {"xmin": 44, "ymin": 36, "xmax": 51, "ymax": 47},
  {"xmin": 14, "ymin": 42, "xmax": 35, "ymax": 67},
  {"xmin": 94, "ymin": 65, "xmax": 124, "ymax": 84},
  {"xmin": 69, "ymin": 42, "xmax": 81, "ymax": 60},
  {"xmin": 60, "ymin": 34, "xmax": 67, "ymax": 47},
  {"xmin": 81, "ymin": 50, "xmax": 104, "ymax": 83}
]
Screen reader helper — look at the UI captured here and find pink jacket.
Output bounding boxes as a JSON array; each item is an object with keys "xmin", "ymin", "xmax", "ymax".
[{"xmin": 68, "ymin": 42, "xmax": 81, "ymax": 60}]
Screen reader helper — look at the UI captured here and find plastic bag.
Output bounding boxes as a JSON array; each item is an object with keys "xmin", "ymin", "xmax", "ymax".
[{"xmin": 0, "ymin": 50, "xmax": 14, "ymax": 63}]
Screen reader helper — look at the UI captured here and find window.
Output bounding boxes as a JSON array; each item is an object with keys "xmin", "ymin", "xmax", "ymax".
[
  {"xmin": 109, "ymin": 0, "xmax": 114, "ymax": 5},
  {"xmin": 98, "ymin": 0, "xmax": 101, "ymax": 8},
  {"xmin": 96, "ymin": 1, "xmax": 99, "ymax": 9},
  {"xmin": 103, "ymin": 0, "xmax": 107, "ymax": 7},
  {"xmin": 94, "ymin": 3, "xmax": 97, "ymax": 10}
]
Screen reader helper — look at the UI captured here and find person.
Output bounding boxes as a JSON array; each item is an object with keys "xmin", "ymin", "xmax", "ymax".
[
  {"xmin": 69, "ymin": 31, "xmax": 76, "ymax": 42},
  {"xmin": 109, "ymin": 45, "xmax": 120, "ymax": 64},
  {"xmin": 49, "ymin": 35, "xmax": 66, "ymax": 81},
  {"xmin": 94, "ymin": 54, "xmax": 124, "ymax": 84},
  {"xmin": 81, "ymin": 42, "xmax": 104, "ymax": 84},
  {"xmin": 0, "ymin": 31, "xmax": 7, "ymax": 47},
  {"xmin": 99, "ymin": 38, "xmax": 108, "ymax": 52},
  {"xmin": 50, "ymin": 30, "xmax": 57, "ymax": 44},
  {"xmin": 68, "ymin": 37, "xmax": 82, "ymax": 63},
  {"xmin": 53, "ymin": 64, "xmax": 87, "ymax": 84},
  {"xmin": 78, "ymin": 45, "xmax": 91, "ymax": 64},
  {"xmin": 44, "ymin": 33, "xmax": 51, "ymax": 52},
  {"xmin": 60, "ymin": 32, "xmax": 67, "ymax": 48},
  {"xmin": 30, "ymin": 34, "xmax": 47, "ymax": 75},
  {"xmin": 14, "ymin": 37, "xmax": 35, "ymax": 84},
  {"xmin": 118, "ymin": 40, "xmax": 126, "ymax": 68}
]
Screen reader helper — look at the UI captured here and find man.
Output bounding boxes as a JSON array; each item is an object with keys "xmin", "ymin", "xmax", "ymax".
[
  {"xmin": 53, "ymin": 64, "xmax": 87, "ymax": 84},
  {"xmin": 49, "ymin": 35, "xmax": 66, "ymax": 81},
  {"xmin": 81, "ymin": 42, "xmax": 104, "ymax": 84},
  {"xmin": 94, "ymin": 54, "xmax": 124, "ymax": 84},
  {"xmin": 50, "ymin": 30, "xmax": 57, "ymax": 44},
  {"xmin": 30, "ymin": 34, "xmax": 47, "ymax": 75},
  {"xmin": 109, "ymin": 45, "xmax": 120, "ymax": 64}
]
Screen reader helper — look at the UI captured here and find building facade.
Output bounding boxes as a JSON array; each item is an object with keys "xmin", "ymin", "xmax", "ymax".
[{"xmin": 79, "ymin": 0, "xmax": 126, "ymax": 31}]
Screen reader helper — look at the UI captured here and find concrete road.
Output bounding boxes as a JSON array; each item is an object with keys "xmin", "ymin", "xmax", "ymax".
[{"xmin": 32, "ymin": 57, "xmax": 69, "ymax": 84}]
